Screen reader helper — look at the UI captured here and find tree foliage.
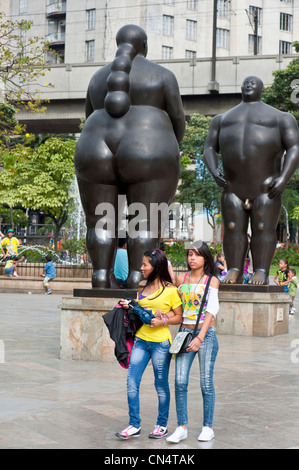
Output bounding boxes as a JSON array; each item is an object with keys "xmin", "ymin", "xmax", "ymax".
[
  {"xmin": 0, "ymin": 138, "xmax": 76, "ymax": 246},
  {"xmin": 262, "ymin": 57, "xmax": 299, "ymax": 123},
  {"xmin": 177, "ymin": 114, "xmax": 222, "ymax": 237},
  {"xmin": 0, "ymin": 12, "xmax": 51, "ymax": 113},
  {"xmin": 262, "ymin": 57, "xmax": 299, "ymax": 231}
]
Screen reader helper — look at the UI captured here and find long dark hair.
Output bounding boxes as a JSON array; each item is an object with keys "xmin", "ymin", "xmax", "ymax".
[
  {"xmin": 143, "ymin": 249, "xmax": 172, "ymax": 299},
  {"xmin": 187, "ymin": 241, "xmax": 216, "ymax": 276}
]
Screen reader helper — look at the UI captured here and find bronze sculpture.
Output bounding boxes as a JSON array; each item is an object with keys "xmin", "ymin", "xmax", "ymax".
[
  {"xmin": 204, "ymin": 76, "xmax": 299, "ymax": 285},
  {"xmin": 74, "ymin": 25, "xmax": 185, "ymax": 288}
]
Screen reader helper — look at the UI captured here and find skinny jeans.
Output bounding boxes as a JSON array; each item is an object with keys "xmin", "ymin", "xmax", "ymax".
[
  {"xmin": 127, "ymin": 337, "xmax": 171, "ymax": 428},
  {"xmin": 175, "ymin": 326, "xmax": 219, "ymax": 427}
]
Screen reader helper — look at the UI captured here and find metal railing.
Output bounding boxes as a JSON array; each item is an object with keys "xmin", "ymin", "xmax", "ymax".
[
  {"xmin": 46, "ymin": 2, "xmax": 66, "ymax": 16},
  {"xmin": 0, "ymin": 261, "xmax": 92, "ymax": 279}
]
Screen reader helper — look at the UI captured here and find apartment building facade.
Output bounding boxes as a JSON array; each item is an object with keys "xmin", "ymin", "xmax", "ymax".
[{"xmin": 2, "ymin": 0, "xmax": 299, "ymax": 65}]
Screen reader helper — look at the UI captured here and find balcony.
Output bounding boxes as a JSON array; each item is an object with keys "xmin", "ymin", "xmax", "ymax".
[
  {"xmin": 46, "ymin": 32, "xmax": 65, "ymax": 46},
  {"xmin": 46, "ymin": 2, "xmax": 66, "ymax": 18}
]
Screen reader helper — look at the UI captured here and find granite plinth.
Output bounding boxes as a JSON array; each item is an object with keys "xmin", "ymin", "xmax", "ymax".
[
  {"xmin": 60, "ymin": 285, "xmax": 290, "ymax": 363},
  {"xmin": 73, "ymin": 288, "xmax": 137, "ymax": 299},
  {"xmin": 218, "ymin": 287, "xmax": 290, "ymax": 337},
  {"xmin": 59, "ymin": 296, "xmax": 121, "ymax": 362},
  {"xmin": 219, "ymin": 283, "xmax": 283, "ymax": 293}
]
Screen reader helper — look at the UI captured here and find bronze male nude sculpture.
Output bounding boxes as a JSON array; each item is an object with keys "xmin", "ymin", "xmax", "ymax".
[
  {"xmin": 204, "ymin": 76, "xmax": 299, "ymax": 285},
  {"xmin": 74, "ymin": 25, "xmax": 185, "ymax": 288}
]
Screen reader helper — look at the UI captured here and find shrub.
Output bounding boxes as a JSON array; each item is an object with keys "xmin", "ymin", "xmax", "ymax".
[{"xmin": 272, "ymin": 244, "xmax": 299, "ymax": 267}]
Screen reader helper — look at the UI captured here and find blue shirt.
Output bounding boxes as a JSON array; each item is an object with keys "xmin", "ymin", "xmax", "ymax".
[
  {"xmin": 114, "ymin": 248, "xmax": 128, "ymax": 281},
  {"xmin": 44, "ymin": 261, "xmax": 56, "ymax": 279}
]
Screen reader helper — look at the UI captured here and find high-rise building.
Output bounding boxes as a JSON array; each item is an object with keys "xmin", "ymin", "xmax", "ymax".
[
  {"xmin": 2, "ymin": 0, "xmax": 297, "ymax": 132},
  {"xmin": 2, "ymin": 0, "xmax": 298, "ymax": 64}
]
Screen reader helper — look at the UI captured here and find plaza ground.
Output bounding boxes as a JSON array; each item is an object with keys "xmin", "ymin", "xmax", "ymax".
[{"xmin": 0, "ymin": 287, "xmax": 298, "ymax": 449}]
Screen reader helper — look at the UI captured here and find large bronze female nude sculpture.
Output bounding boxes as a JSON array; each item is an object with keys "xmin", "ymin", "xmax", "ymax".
[{"xmin": 74, "ymin": 25, "xmax": 185, "ymax": 288}]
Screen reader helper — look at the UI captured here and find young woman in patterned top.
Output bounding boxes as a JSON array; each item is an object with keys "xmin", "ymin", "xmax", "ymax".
[{"xmin": 167, "ymin": 240, "xmax": 220, "ymax": 444}]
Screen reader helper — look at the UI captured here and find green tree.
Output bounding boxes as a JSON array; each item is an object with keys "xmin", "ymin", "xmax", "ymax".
[
  {"xmin": 0, "ymin": 138, "xmax": 76, "ymax": 247},
  {"xmin": 262, "ymin": 59, "xmax": 299, "ymax": 240},
  {"xmin": 262, "ymin": 57, "xmax": 299, "ymax": 123},
  {"xmin": 0, "ymin": 12, "xmax": 51, "ymax": 114},
  {"xmin": 176, "ymin": 114, "xmax": 222, "ymax": 238}
]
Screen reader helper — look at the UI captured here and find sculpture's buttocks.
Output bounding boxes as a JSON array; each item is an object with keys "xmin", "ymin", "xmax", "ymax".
[{"xmin": 74, "ymin": 105, "xmax": 180, "ymax": 186}]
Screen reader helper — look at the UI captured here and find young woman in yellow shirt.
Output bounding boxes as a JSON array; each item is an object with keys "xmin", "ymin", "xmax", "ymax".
[{"xmin": 116, "ymin": 249, "xmax": 182, "ymax": 440}]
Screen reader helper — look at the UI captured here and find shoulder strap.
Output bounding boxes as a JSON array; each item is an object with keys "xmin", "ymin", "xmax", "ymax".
[
  {"xmin": 192, "ymin": 275, "xmax": 212, "ymax": 338},
  {"xmin": 182, "ymin": 271, "xmax": 189, "ymax": 284}
]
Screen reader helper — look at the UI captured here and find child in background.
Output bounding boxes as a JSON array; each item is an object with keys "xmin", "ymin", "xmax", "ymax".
[
  {"xmin": 40, "ymin": 255, "xmax": 56, "ymax": 295},
  {"xmin": 284, "ymin": 269, "xmax": 297, "ymax": 315},
  {"xmin": 215, "ymin": 252, "xmax": 227, "ymax": 281},
  {"xmin": 4, "ymin": 257, "xmax": 18, "ymax": 277},
  {"xmin": 274, "ymin": 258, "xmax": 289, "ymax": 293}
]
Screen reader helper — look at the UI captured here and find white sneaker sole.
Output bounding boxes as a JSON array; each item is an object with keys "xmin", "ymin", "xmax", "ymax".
[
  {"xmin": 198, "ymin": 434, "xmax": 214, "ymax": 441},
  {"xmin": 166, "ymin": 434, "xmax": 187, "ymax": 443}
]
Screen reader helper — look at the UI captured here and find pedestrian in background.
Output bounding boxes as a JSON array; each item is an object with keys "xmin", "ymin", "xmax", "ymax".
[{"xmin": 40, "ymin": 255, "xmax": 56, "ymax": 295}]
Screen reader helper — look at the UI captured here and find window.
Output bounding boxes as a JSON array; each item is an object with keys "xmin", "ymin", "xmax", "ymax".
[
  {"xmin": 280, "ymin": 40, "xmax": 292, "ymax": 54},
  {"xmin": 280, "ymin": 0, "xmax": 293, "ymax": 4},
  {"xmin": 248, "ymin": 34, "xmax": 261, "ymax": 54},
  {"xmin": 187, "ymin": 0, "xmax": 198, "ymax": 10},
  {"xmin": 186, "ymin": 20, "xmax": 197, "ymax": 40},
  {"xmin": 20, "ymin": 0, "xmax": 27, "ymax": 13},
  {"xmin": 185, "ymin": 50, "xmax": 196, "ymax": 59},
  {"xmin": 216, "ymin": 28, "xmax": 230, "ymax": 48},
  {"xmin": 163, "ymin": 15, "xmax": 174, "ymax": 35},
  {"xmin": 218, "ymin": 0, "xmax": 229, "ymax": 18},
  {"xmin": 164, "ymin": 0, "xmax": 174, "ymax": 4},
  {"xmin": 162, "ymin": 46, "xmax": 173, "ymax": 59},
  {"xmin": 249, "ymin": 6, "xmax": 262, "ymax": 25},
  {"xmin": 86, "ymin": 40, "xmax": 95, "ymax": 61},
  {"xmin": 47, "ymin": 48, "xmax": 64, "ymax": 64},
  {"xmin": 87, "ymin": 9, "xmax": 96, "ymax": 30},
  {"xmin": 280, "ymin": 13, "xmax": 292, "ymax": 31}
]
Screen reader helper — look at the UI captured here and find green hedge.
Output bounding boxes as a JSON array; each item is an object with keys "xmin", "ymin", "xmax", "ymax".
[
  {"xmin": 272, "ymin": 245, "xmax": 299, "ymax": 266},
  {"xmin": 165, "ymin": 241, "xmax": 299, "ymax": 270}
]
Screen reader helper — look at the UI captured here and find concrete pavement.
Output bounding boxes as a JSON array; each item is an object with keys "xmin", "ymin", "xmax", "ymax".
[{"xmin": 0, "ymin": 291, "xmax": 298, "ymax": 449}]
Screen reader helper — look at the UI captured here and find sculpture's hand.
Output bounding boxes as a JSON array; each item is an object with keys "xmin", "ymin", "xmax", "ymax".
[
  {"xmin": 268, "ymin": 176, "xmax": 286, "ymax": 199},
  {"xmin": 212, "ymin": 169, "xmax": 227, "ymax": 188}
]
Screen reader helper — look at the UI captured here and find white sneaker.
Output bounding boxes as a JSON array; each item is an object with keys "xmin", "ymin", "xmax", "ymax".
[
  {"xmin": 166, "ymin": 426, "xmax": 187, "ymax": 443},
  {"xmin": 115, "ymin": 425, "xmax": 141, "ymax": 440},
  {"xmin": 198, "ymin": 426, "xmax": 214, "ymax": 441}
]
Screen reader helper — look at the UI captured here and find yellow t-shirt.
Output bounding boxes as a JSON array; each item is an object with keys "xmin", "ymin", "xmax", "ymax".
[
  {"xmin": 1, "ymin": 237, "xmax": 20, "ymax": 256},
  {"xmin": 5, "ymin": 259, "xmax": 13, "ymax": 270},
  {"xmin": 135, "ymin": 284, "xmax": 182, "ymax": 343}
]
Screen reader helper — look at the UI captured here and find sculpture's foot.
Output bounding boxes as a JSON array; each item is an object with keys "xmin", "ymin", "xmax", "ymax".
[
  {"xmin": 126, "ymin": 270, "xmax": 142, "ymax": 289},
  {"xmin": 222, "ymin": 268, "xmax": 242, "ymax": 284},
  {"xmin": 248, "ymin": 269, "xmax": 268, "ymax": 285},
  {"xmin": 92, "ymin": 269, "xmax": 110, "ymax": 288}
]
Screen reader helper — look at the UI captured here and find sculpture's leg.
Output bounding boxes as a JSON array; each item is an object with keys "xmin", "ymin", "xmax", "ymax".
[
  {"xmin": 77, "ymin": 177, "xmax": 120, "ymax": 288},
  {"xmin": 249, "ymin": 194, "xmax": 282, "ymax": 285},
  {"xmin": 221, "ymin": 192, "xmax": 249, "ymax": 284},
  {"xmin": 125, "ymin": 178, "xmax": 178, "ymax": 289}
]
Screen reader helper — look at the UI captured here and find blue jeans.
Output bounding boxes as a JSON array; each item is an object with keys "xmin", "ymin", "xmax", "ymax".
[
  {"xmin": 127, "ymin": 337, "xmax": 171, "ymax": 428},
  {"xmin": 175, "ymin": 326, "xmax": 219, "ymax": 427}
]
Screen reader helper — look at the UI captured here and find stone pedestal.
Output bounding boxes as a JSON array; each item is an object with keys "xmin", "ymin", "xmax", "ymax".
[
  {"xmin": 60, "ymin": 288, "xmax": 179, "ymax": 362},
  {"xmin": 217, "ymin": 285, "xmax": 290, "ymax": 337},
  {"xmin": 60, "ymin": 289, "xmax": 136, "ymax": 361},
  {"xmin": 59, "ymin": 286, "xmax": 290, "ymax": 363}
]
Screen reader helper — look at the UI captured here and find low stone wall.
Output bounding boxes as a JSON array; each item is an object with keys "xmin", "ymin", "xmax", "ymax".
[
  {"xmin": 0, "ymin": 275, "xmax": 91, "ymax": 295},
  {"xmin": 0, "ymin": 263, "xmax": 92, "ymax": 279}
]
